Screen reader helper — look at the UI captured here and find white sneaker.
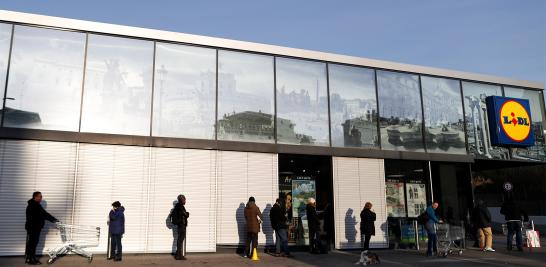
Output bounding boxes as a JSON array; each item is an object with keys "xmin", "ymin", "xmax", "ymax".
[{"xmin": 484, "ymin": 247, "xmax": 495, "ymax": 252}]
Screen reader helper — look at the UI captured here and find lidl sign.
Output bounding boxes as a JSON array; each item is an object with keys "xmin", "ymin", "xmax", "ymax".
[{"xmin": 486, "ymin": 96, "xmax": 534, "ymax": 147}]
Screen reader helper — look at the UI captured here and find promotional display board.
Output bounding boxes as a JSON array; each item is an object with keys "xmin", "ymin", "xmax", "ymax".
[
  {"xmin": 405, "ymin": 182, "xmax": 427, "ymax": 218},
  {"xmin": 386, "ymin": 179, "xmax": 406, "ymax": 217},
  {"xmin": 486, "ymin": 96, "xmax": 534, "ymax": 147}
]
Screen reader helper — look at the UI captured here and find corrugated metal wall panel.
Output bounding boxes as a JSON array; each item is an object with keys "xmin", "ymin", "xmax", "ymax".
[
  {"xmin": 72, "ymin": 144, "xmax": 150, "ymax": 253},
  {"xmin": 0, "ymin": 140, "xmax": 76, "ymax": 256},
  {"xmin": 216, "ymin": 151, "xmax": 278, "ymax": 246},
  {"xmin": 333, "ymin": 157, "xmax": 388, "ymax": 249}
]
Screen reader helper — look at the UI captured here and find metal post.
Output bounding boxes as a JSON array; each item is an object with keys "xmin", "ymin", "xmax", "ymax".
[{"xmin": 414, "ymin": 220, "xmax": 420, "ymax": 251}]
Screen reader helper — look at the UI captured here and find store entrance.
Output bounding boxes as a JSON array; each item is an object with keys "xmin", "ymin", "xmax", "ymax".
[{"xmin": 278, "ymin": 154, "xmax": 334, "ymax": 249}]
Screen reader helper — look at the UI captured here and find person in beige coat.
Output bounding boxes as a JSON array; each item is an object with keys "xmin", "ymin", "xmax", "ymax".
[{"xmin": 244, "ymin": 196, "xmax": 263, "ymax": 258}]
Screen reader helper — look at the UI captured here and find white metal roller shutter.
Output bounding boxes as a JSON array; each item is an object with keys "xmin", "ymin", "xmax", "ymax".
[
  {"xmin": 333, "ymin": 157, "xmax": 388, "ymax": 249},
  {"xmin": 72, "ymin": 143, "xmax": 149, "ymax": 253},
  {"xmin": 216, "ymin": 151, "xmax": 278, "ymax": 246},
  {"xmin": 146, "ymin": 147, "xmax": 217, "ymax": 253},
  {"xmin": 0, "ymin": 140, "xmax": 76, "ymax": 256}
]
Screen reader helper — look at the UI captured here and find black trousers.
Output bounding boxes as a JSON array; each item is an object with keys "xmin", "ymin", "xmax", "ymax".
[
  {"xmin": 246, "ymin": 232, "xmax": 258, "ymax": 256},
  {"xmin": 362, "ymin": 234, "xmax": 371, "ymax": 251},
  {"xmin": 176, "ymin": 226, "xmax": 186, "ymax": 258},
  {"xmin": 309, "ymin": 228, "xmax": 320, "ymax": 253},
  {"xmin": 25, "ymin": 229, "xmax": 41, "ymax": 260},
  {"xmin": 109, "ymin": 234, "xmax": 122, "ymax": 260}
]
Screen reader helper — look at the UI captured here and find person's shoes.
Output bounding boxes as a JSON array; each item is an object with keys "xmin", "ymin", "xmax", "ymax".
[
  {"xmin": 107, "ymin": 257, "xmax": 114, "ymax": 260},
  {"xmin": 175, "ymin": 256, "xmax": 186, "ymax": 260},
  {"xmin": 426, "ymin": 252, "xmax": 433, "ymax": 257},
  {"xmin": 484, "ymin": 247, "xmax": 495, "ymax": 252},
  {"xmin": 32, "ymin": 258, "xmax": 42, "ymax": 265},
  {"xmin": 507, "ymin": 246, "xmax": 512, "ymax": 251},
  {"xmin": 517, "ymin": 247, "xmax": 523, "ymax": 252}
]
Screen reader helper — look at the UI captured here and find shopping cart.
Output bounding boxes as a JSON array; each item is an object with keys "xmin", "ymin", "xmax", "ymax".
[
  {"xmin": 46, "ymin": 222, "xmax": 101, "ymax": 264},
  {"xmin": 436, "ymin": 223, "xmax": 464, "ymax": 257}
]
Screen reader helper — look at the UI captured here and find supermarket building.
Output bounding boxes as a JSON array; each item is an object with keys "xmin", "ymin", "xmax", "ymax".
[{"xmin": 0, "ymin": 10, "xmax": 545, "ymax": 255}]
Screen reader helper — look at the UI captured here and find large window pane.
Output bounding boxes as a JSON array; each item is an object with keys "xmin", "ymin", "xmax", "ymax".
[
  {"xmin": 218, "ymin": 51, "xmax": 274, "ymax": 142},
  {"xmin": 377, "ymin": 71, "xmax": 424, "ymax": 152},
  {"xmin": 421, "ymin": 76, "xmax": 466, "ymax": 154},
  {"xmin": 276, "ymin": 58, "xmax": 329, "ymax": 145},
  {"xmin": 3, "ymin": 26, "xmax": 85, "ymax": 131},
  {"xmin": 329, "ymin": 64, "xmax": 378, "ymax": 148},
  {"xmin": 81, "ymin": 35, "xmax": 153, "ymax": 135},
  {"xmin": 504, "ymin": 87, "xmax": 546, "ymax": 161},
  {"xmin": 0, "ymin": 23, "xmax": 11, "ymax": 125},
  {"xmin": 462, "ymin": 82, "xmax": 509, "ymax": 159},
  {"xmin": 152, "ymin": 43, "xmax": 215, "ymax": 139}
]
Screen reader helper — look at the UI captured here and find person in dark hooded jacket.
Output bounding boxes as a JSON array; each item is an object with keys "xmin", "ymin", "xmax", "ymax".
[
  {"xmin": 472, "ymin": 200, "xmax": 494, "ymax": 251},
  {"xmin": 306, "ymin": 198, "xmax": 321, "ymax": 254},
  {"xmin": 108, "ymin": 201, "xmax": 125, "ymax": 261},
  {"xmin": 244, "ymin": 196, "xmax": 263, "ymax": 258},
  {"xmin": 500, "ymin": 198, "xmax": 528, "ymax": 251},
  {"xmin": 171, "ymin": 194, "xmax": 190, "ymax": 260},
  {"xmin": 360, "ymin": 202, "xmax": 376, "ymax": 252},
  {"xmin": 25, "ymin": 191, "xmax": 58, "ymax": 265}
]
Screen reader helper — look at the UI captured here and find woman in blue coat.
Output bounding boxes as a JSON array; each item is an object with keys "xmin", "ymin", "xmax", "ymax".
[{"xmin": 109, "ymin": 201, "xmax": 125, "ymax": 261}]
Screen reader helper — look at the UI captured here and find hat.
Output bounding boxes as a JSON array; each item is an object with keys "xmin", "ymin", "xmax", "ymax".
[
  {"xmin": 249, "ymin": 196, "xmax": 255, "ymax": 202},
  {"xmin": 112, "ymin": 201, "xmax": 121, "ymax": 208}
]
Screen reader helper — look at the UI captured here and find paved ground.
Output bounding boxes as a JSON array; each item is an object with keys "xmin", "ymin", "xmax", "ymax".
[{"xmin": 1, "ymin": 238, "xmax": 545, "ymax": 267}]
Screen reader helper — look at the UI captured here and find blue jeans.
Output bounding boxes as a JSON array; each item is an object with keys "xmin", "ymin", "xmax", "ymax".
[
  {"xmin": 275, "ymin": 228, "xmax": 289, "ymax": 254},
  {"xmin": 506, "ymin": 221, "xmax": 522, "ymax": 250},
  {"xmin": 425, "ymin": 222, "xmax": 437, "ymax": 255},
  {"xmin": 110, "ymin": 234, "xmax": 122, "ymax": 259}
]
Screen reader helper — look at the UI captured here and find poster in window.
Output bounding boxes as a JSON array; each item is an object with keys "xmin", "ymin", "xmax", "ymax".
[
  {"xmin": 292, "ymin": 177, "xmax": 316, "ymax": 218},
  {"xmin": 386, "ymin": 180, "xmax": 406, "ymax": 217},
  {"xmin": 406, "ymin": 183, "xmax": 427, "ymax": 217}
]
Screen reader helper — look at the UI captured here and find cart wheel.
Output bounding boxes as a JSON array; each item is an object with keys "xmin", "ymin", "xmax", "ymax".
[
  {"xmin": 443, "ymin": 252, "xmax": 448, "ymax": 257},
  {"xmin": 458, "ymin": 250, "xmax": 463, "ymax": 256},
  {"xmin": 47, "ymin": 258, "xmax": 55, "ymax": 264},
  {"xmin": 88, "ymin": 256, "xmax": 93, "ymax": 263}
]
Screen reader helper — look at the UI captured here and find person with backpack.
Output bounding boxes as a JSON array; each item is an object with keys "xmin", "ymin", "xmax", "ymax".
[
  {"xmin": 244, "ymin": 197, "xmax": 263, "ymax": 258},
  {"xmin": 360, "ymin": 202, "xmax": 376, "ymax": 252},
  {"xmin": 108, "ymin": 201, "xmax": 125, "ymax": 261},
  {"xmin": 472, "ymin": 199, "xmax": 494, "ymax": 252},
  {"xmin": 424, "ymin": 201, "xmax": 443, "ymax": 257},
  {"xmin": 269, "ymin": 198, "xmax": 290, "ymax": 257},
  {"xmin": 25, "ymin": 191, "xmax": 58, "ymax": 265},
  {"xmin": 500, "ymin": 197, "xmax": 528, "ymax": 251},
  {"xmin": 171, "ymin": 195, "xmax": 190, "ymax": 260}
]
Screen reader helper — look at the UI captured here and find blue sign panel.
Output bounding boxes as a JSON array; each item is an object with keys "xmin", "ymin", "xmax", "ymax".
[{"xmin": 485, "ymin": 96, "xmax": 534, "ymax": 147}]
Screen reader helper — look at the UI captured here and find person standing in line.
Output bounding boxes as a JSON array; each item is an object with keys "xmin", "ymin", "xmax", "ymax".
[
  {"xmin": 306, "ymin": 198, "xmax": 321, "ymax": 254},
  {"xmin": 425, "ymin": 201, "xmax": 443, "ymax": 257},
  {"xmin": 25, "ymin": 191, "xmax": 58, "ymax": 265},
  {"xmin": 244, "ymin": 197, "xmax": 263, "ymax": 258},
  {"xmin": 360, "ymin": 202, "xmax": 376, "ymax": 252},
  {"xmin": 171, "ymin": 194, "xmax": 190, "ymax": 260},
  {"xmin": 269, "ymin": 198, "xmax": 282, "ymax": 256},
  {"xmin": 500, "ymin": 197, "xmax": 528, "ymax": 251},
  {"xmin": 472, "ymin": 199, "xmax": 494, "ymax": 252},
  {"xmin": 108, "ymin": 201, "xmax": 125, "ymax": 261}
]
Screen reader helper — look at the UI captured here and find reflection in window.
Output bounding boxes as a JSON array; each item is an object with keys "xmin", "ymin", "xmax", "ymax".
[
  {"xmin": 80, "ymin": 35, "xmax": 153, "ymax": 136},
  {"xmin": 328, "ymin": 64, "xmax": 378, "ymax": 148},
  {"xmin": 3, "ymin": 26, "xmax": 85, "ymax": 131},
  {"xmin": 276, "ymin": 58, "xmax": 329, "ymax": 145},
  {"xmin": 462, "ymin": 82, "xmax": 508, "ymax": 159},
  {"xmin": 0, "ymin": 23, "xmax": 11, "ymax": 126},
  {"xmin": 377, "ymin": 71, "xmax": 424, "ymax": 152},
  {"xmin": 152, "ymin": 43, "xmax": 216, "ymax": 139},
  {"xmin": 217, "ymin": 51, "xmax": 274, "ymax": 142},
  {"xmin": 504, "ymin": 87, "xmax": 546, "ymax": 161},
  {"xmin": 421, "ymin": 76, "xmax": 466, "ymax": 154}
]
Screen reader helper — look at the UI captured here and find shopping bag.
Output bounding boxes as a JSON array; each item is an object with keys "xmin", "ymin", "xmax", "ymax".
[{"xmin": 525, "ymin": 230, "xmax": 541, "ymax": 248}]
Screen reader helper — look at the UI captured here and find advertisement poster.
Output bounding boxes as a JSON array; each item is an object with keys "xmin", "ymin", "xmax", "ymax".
[
  {"xmin": 406, "ymin": 183, "xmax": 427, "ymax": 217},
  {"xmin": 386, "ymin": 180, "xmax": 406, "ymax": 217},
  {"xmin": 292, "ymin": 177, "xmax": 316, "ymax": 218}
]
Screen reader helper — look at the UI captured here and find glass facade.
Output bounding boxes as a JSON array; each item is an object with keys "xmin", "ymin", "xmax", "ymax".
[
  {"xmin": 80, "ymin": 34, "xmax": 154, "ymax": 136},
  {"xmin": 329, "ymin": 64, "xmax": 378, "ymax": 148},
  {"xmin": 217, "ymin": 51, "xmax": 274, "ymax": 142},
  {"xmin": 4, "ymin": 26, "xmax": 85, "ymax": 131},
  {"xmin": 152, "ymin": 43, "xmax": 216, "ymax": 139},
  {"xmin": 504, "ymin": 87, "xmax": 546, "ymax": 161},
  {"xmin": 276, "ymin": 58, "xmax": 329, "ymax": 145},
  {"xmin": 462, "ymin": 82, "xmax": 509, "ymax": 160},
  {"xmin": 0, "ymin": 23, "xmax": 11, "ymax": 126},
  {"xmin": 0, "ymin": 24, "xmax": 544, "ymax": 162},
  {"xmin": 421, "ymin": 76, "xmax": 466, "ymax": 154},
  {"xmin": 377, "ymin": 71, "xmax": 424, "ymax": 152}
]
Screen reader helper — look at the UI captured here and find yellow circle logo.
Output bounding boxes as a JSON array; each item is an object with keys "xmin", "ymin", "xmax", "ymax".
[{"xmin": 499, "ymin": 100, "xmax": 531, "ymax": 142}]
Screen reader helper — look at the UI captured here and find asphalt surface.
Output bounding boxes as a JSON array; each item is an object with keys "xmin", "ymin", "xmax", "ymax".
[{"xmin": 1, "ymin": 246, "xmax": 545, "ymax": 267}]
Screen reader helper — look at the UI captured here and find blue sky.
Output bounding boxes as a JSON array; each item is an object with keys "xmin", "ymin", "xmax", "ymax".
[{"xmin": 0, "ymin": 0, "xmax": 544, "ymax": 90}]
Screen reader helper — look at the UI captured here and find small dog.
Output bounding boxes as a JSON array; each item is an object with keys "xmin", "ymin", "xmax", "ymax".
[{"xmin": 355, "ymin": 251, "xmax": 380, "ymax": 266}]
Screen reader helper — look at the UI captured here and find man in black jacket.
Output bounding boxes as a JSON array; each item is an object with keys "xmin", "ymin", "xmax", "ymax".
[
  {"xmin": 171, "ymin": 194, "xmax": 190, "ymax": 260},
  {"xmin": 25, "ymin": 191, "xmax": 58, "ymax": 265},
  {"xmin": 270, "ymin": 198, "xmax": 290, "ymax": 256},
  {"xmin": 306, "ymin": 198, "xmax": 321, "ymax": 254},
  {"xmin": 500, "ymin": 198, "xmax": 528, "ymax": 251},
  {"xmin": 472, "ymin": 200, "xmax": 494, "ymax": 252}
]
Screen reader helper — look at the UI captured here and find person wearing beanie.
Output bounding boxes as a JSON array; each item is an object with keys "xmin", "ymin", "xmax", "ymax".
[
  {"xmin": 108, "ymin": 201, "xmax": 125, "ymax": 261},
  {"xmin": 244, "ymin": 196, "xmax": 263, "ymax": 258}
]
